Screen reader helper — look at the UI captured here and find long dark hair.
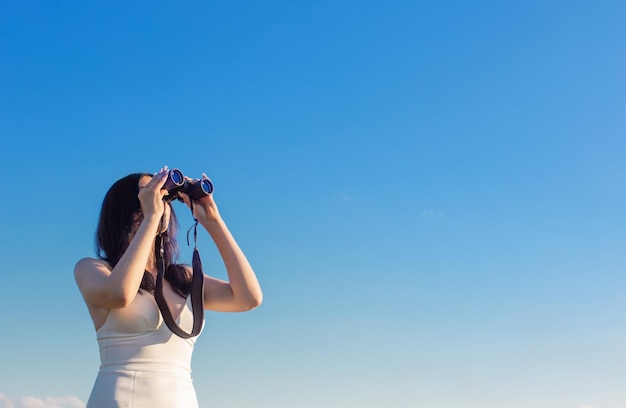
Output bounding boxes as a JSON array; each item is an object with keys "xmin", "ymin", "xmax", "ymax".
[{"xmin": 95, "ymin": 173, "xmax": 191, "ymax": 297}]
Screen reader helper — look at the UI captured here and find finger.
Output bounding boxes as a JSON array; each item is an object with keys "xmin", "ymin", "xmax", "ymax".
[
  {"xmin": 178, "ymin": 192, "xmax": 191, "ymax": 207},
  {"xmin": 154, "ymin": 172, "xmax": 169, "ymax": 189},
  {"xmin": 148, "ymin": 170, "xmax": 169, "ymax": 189},
  {"xmin": 201, "ymin": 173, "xmax": 213, "ymax": 186}
]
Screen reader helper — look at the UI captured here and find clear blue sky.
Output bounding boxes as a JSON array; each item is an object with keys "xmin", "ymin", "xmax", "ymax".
[{"xmin": 1, "ymin": 1, "xmax": 625, "ymax": 407}]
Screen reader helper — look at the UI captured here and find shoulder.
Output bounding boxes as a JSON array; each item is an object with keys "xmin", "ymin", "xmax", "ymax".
[
  {"xmin": 75, "ymin": 257, "xmax": 111, "ymax": 270},
  {"xmin": 74, "ymin": 258, "xmax": 111, "ymax": 279}
]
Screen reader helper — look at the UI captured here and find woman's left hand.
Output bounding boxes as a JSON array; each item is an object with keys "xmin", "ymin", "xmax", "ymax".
[{"xmin": 178, "ymin": 174, "xmax": 221, "ymax": 223}]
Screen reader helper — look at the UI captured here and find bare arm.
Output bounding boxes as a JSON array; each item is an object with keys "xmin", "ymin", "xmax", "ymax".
[
  {"xmin": 74, "ymin": 213, "xmax": 162, "ymax": 308},
  {"xmin": 200, "ymin": 217, "xmax": 263, "ymax": 312},
  {"xmin": 180, "ymin": 178, "xmax": 263, "ymax": 312},
  {"xmin": 74, "ymin": 169, "xmax": 170, "ymax": 309}
]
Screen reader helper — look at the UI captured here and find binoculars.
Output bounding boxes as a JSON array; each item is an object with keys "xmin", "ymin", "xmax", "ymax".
[{"xmin": 162, "ymin": 168, "xmax": 214, "ymax": 202}]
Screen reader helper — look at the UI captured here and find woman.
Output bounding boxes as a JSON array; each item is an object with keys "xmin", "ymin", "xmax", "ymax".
[{"xmin": 74, "ymin": 166, "xmax": 263, "ymax": 407}]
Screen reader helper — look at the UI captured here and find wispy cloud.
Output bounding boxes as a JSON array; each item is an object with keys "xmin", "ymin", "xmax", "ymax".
[
  {"xmin": 0, "ymin": 393, "xmax": 85, "ymax": 408},
  {"xmin": 578, "ymin": 405, "xmax": 598, "ymax": 408},
  {"xmin": 420, "ymin": 209, "xmax": 445, "ymax": 217}
]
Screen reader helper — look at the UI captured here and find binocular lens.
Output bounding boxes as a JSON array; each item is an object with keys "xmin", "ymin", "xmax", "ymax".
[
  {"xmin": 200, "ymin": 179, "xmax": 213, "ymax": 194},
  {"xmin": 170, "ymin": 169, "xmax": 184, "ymax": 185},
  {"xmin": 162, "ymin": 169, "xmax": 186, "ymax": 200},
  {"xmin": 162, "ymin": 168, "xmax": 213, "ymax": 201}
]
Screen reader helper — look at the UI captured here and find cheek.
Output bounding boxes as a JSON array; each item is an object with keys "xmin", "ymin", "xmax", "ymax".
[
  {"xmin": 160, "ymin": 212, "xmax": 171, "ymax": 234},
  {"xmin": 164, "ymin": 205, "xmax": 173, "ymax": 225}
]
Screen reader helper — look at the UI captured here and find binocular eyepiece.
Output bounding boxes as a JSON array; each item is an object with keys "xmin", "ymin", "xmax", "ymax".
[{"xmin": 162, "ymin": 168, "xmax": 214, "ymax": 202}]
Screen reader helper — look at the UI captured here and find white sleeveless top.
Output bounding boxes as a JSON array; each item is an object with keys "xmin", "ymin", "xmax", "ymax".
[{"xmin": 87, "ymin": 292, "xmax": 203, "ymax": 408}]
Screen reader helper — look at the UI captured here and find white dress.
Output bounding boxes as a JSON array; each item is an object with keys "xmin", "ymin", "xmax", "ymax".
[{"xmin": 87, "ymin": 292, "xmax": 203, "ymax": 408}]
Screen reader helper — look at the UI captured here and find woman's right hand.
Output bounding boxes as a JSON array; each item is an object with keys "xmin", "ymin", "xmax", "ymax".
[{"xmin": 138, "ymin": 167, "xmax": 170, "ymax": 218}]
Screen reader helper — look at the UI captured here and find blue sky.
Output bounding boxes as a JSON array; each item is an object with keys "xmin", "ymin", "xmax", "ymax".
[{"xmin": 1, "ymin": 1, "xmax": 625, "ymax": 407}]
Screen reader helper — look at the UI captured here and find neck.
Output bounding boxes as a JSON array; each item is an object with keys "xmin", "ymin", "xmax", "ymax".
[
  {"xmin": 145, "ymin": 261, "xmax": 157, "ymax": 275},
  {"xmin": 145, "ymin": 236, "xmax": 159, "ymax": 275}
]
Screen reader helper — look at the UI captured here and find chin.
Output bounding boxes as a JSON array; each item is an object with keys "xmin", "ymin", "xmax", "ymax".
[
  {"xmin": 160, "ymin": 219, "xmax": 170, "ymax": 234},
  {"xmin": 159, "ymin": 213, "xmax": 171, "ymax": 234}
]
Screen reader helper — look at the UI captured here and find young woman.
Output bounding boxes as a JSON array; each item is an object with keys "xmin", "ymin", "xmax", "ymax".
[{"xmin": 74, "ymin": 166, "xmax": 263, "ymax": 407}]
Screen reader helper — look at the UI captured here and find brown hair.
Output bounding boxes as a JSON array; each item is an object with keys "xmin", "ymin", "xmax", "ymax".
[{"xmin": 95, "ymin": 173, "xmax": 191, "ymax": 297}]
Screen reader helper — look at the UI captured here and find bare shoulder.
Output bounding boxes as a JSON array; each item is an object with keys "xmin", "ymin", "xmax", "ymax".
[
  {"xmin": 75, "ymin": 257, "xmax": 111, "ymax": 271},
  {"xmin": 74, "ymin": 258, "xmax": 112, "ymax": 281},
  {"xmin": 74, "ymin": 258, "xmax": 114, "ymax": 329}
]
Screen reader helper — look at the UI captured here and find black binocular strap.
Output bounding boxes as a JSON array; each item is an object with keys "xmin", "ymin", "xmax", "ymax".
[{"xmin": 154, "ymin": 223, "xmax": 205, "ymax": 338}]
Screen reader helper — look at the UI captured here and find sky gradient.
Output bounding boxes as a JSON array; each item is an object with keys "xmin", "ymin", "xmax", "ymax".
[{"xmin": 1, "ymin": 1, "xmax": 625, "ymax": 407}]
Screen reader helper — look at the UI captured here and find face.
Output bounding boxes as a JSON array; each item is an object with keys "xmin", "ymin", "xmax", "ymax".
[{"xmin": 138, "ymin": 175, "xmax": 171, "ymax": 233}]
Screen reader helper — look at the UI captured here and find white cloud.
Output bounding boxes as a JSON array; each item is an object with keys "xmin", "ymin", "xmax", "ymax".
[
  {"xmin": 0, "ymin": 393, "xmax": 16, "ymax": 408},
  {"xmin": 578, "ymin": 405, "xmax": 598, "ymax": 408},
  {"xmin": 0, "ymin": 393, "xmax": 84, "ymax": 408}
]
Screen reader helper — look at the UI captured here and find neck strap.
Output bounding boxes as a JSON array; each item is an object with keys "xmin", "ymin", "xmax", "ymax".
[{"xmin": 153, "ymin": 217, "xmax": 205, "ymax": 338}]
